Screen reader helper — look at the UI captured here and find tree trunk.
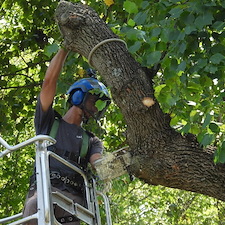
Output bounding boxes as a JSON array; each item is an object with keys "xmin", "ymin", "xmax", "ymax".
[{"xmin": 55, "ymin": 1, "xmax": 225, "ymax": 201}]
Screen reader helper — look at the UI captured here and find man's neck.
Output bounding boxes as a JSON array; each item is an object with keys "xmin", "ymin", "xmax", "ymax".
[{"xmin": 62, "ymin": 106, "xmax": 83, "ymax": 126}]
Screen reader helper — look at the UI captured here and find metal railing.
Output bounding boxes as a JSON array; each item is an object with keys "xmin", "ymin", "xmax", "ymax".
[{"xmin": 0, "ymin": 135, "xmax": 112, "ymax": 225}]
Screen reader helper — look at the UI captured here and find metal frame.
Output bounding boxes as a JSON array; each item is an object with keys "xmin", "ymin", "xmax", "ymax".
[{"xmin": 0, "ymin": 135, "xmax": 112, "ymax": 225}]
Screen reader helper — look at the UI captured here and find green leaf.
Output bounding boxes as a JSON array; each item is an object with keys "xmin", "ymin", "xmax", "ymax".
[
  {"xmin": 222, "ymin": 141, "xmax": 225, "ymax": 151},
  {"xmin": 123, "ymin": 1, "xmax": 138, "ymax": 14},
  {"xmin": 44, "ymin": 43, "xmax": 59, "ymax": 57},
  {"xmin": 204, "ymin": 65, "xmax": 218, "ymax": 73},
  {"xmin": 141, "ymin": 1, "xmax": 149, "ymax": 9},
  {"xmin": 212, "ymin": 21, "xmax": 225, "ymax": 31},
  {"xmin": 200, "ymin": 133, "xmax": 214, "ymax": 147},
  {"xmin": 151, "ymin": 27, "xmax": 161, "ymax": 37},
  {"xmin": 89, "ymin": 88, "xmax": 104, "ymax": 97},
  {"xmin": 95, "ymin": 99, "xmax": 107, "ymax": 111},
  {"xmin": 215, "ymin": 141, "xmax": 225, "ymax": 163},
  {"xmin": 165, "ymin": 93, "xmax": 177, "ymax": 106},
  {"xmin": 181, "ymin": 123, "xmax": 191, "ymax": 133},
  {"xmin": 170, "ymin": 115, "xmax": 179, "ymax": 126},
  {"xmin": 197, "ymin": 59, "xmax": 208, "ymax": 68},
  {"xmin": 194, "ymin": 12, "xmax": 214, "ymax": 29},
  {"xmin": 154, "ymin": 84, "xmax": 166, "ymax": 98},
  {"xmin": 183, "ymin": 13, "xmax": 195, "ymax": 25},
  {"xmin": 202, "ymin": 113, "xmax": 212, "ymax": 129},
  {"xmin": 184, "ymin": 25, "xmax": 196, "ymax": 35},
  {"xmin": 210, "ymin": 53, "xmax": 225, "ymax": 64},
  {"xmin": 187, "ymin": 82, "xmax": 202, "ymax": 91},
  {"xmin": 129, "ymin": 41, "xmax": 141, "ymax": 53},
  {"xmin": 161, "ymin": 28, "xmax": 171, "ymax": 42},
  {"xmin": 146, "ymin": 51, "xmax": 161, "ymax": 65},
  {"xmin": 190, "ymin": 124, "xmax": 201, "ymax": 135},
  {"xmin": 121, "ymin": 27, "xmax": 146, "ymax": 41},
  {"xmin": 133, "ymin": 12, "xmax": 147, "ymax": 25},
  {"xmin": 190, "ymin": 110, "xmax": 199, "ymax": 122},
  {"xmin": 178, "ymin": 42, "xmax": 187, "ymax": 54},
  {"xmin": 177, "ymin": 61, "xmax": 186, "ymax": 72},
  {"xmin": 127, "ymin": 18, "xmax": 135, "ymax": 27},
  {"xmin": 169, "ymin": 7, "xmax": 184, "ymax": 18},
  {"xmin": 209, "ymin": 123, "xmax": 220, "ymax": 133},
  {"xmin": 168, "ymin": 30, "xmax": 181, "ymax": 41},
  {"xmin": 199, "ymin": 75, "xmax": 212, "ymax": 86}
]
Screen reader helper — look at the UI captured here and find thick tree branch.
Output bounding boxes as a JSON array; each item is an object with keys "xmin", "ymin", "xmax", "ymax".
[{"xmin": 55, "ymin": 1, "xmax": 225, "ymax": 201}]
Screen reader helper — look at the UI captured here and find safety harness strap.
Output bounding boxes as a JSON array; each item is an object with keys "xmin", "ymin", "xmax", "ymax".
[
  {"xmin": 49, "ymin": 118, "xmax": 60, "ymax": 139},
  {"xmin": 80, "ymin": 131, "xmax": 89, "ymax": 158},
  {"xmin": 49, "ymin": 118, "xmax": 90, "ymax": 159}
]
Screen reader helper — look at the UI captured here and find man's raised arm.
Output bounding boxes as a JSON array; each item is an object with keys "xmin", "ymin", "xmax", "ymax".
[{"xmin": 40, "ymin": 48, "xmax": 69, "ymax": 112}]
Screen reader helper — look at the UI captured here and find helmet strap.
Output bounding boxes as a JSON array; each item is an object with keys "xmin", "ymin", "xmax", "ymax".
[
  {"xmin": 80, "ymin": 93, "xmax": 99, "ymax": 123},
  {"xmin": 79, "ymin": 93, "xmax": 91, "ymax": 124},
  {"xmin": 81, "ymin": 110, "xmax": 89, "ymax": 124}
]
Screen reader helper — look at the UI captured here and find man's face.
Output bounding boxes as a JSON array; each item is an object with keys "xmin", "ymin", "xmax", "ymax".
[{"xmin": 83, "ymin": 94, "xmax": 99, "ymax": 119}]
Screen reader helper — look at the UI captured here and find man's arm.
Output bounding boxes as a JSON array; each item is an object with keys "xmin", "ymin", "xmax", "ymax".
[
  {"xmin": 90, "ymin": 153, "xmax": 102, "ymax": 169},
  {"xmin": 40, "ymin": 48, "xmax": 69, "ymax": 112}
]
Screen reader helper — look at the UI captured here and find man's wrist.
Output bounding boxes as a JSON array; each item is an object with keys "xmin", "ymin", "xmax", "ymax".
[
  {"xmin": 60, "ymin": 40, "xmax": 69, "ymax": 51},
  {"xmin": 59, "ymin": 47, "xmax": 70, "ymax": 56}
]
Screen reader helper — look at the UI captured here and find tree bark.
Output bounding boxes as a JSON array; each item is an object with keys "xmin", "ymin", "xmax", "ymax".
[{"xmin": 55, "ymin": 1, "xmax": 225, "ymax": 201}]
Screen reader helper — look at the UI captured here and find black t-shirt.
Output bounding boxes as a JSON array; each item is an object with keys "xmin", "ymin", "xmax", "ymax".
[{"xmin": 32, "ymin": 96, "xmax": 103, "ymax": 193}]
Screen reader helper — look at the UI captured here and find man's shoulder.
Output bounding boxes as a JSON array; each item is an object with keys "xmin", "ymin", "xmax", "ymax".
[{"xmin": 84, "ymin": 130, "xmax": 95, "ymax": 138}]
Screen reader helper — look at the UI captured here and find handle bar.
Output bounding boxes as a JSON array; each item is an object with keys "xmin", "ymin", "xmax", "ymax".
[{"xmin": 0, "ymin": 135, "xmax": 56, "ymax": 158}]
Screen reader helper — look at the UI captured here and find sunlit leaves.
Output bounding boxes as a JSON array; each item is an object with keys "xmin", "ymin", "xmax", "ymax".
[
  {"xmin": 215, "ymin": 141, "xmax": 225, "ymax": 163},
  {"xmin": 107, "ymin": 176, "xmax": 225, "ymax": 224},
  {"xmin": 129, "ymin": 0, "xmax": 225, "ymax": 156},
  {"xmin": 103, "ymin": 0, "xmax": 114, "ymax": 7}
]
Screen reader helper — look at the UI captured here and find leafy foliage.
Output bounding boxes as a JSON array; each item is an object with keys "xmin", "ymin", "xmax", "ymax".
[
  {"xmin": 118, "ymin": 0, "xmax": 225, "ymax": 160},
  {"xmin": 106, "ymin": 175, "xmax": 225, "ymax": 225},
  {"xmin": 1, "ymin": 0, "xmax": 225, "ymax": 224}
]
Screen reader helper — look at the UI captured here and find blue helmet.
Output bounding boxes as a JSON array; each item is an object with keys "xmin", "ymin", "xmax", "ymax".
[{"xmin": 67, "ymin": 78, "xmax": 111, "ymax": 120}]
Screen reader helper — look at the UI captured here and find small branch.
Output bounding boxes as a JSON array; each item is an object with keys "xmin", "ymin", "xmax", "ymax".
[
  {"xmin": 1, "ymin": 73, "xmax": 36, "ymax": 83},
  {"xmin": 178, "ymin": 195, "xmax": 197, "ymax": 222},
  {"xmin": 102, "ymin": 5, "xmax": 113, "ymax": 22},
  {"xmin": 0, "ymin": 59, "xmax": 47, "ymax": 77},
  {"xmin": 20, "ymin": 54, "xmax": 28, "ymax": 66},
  {"xmin": 0, "ymin": 82, "xmax": 42, "ymax": 90}
]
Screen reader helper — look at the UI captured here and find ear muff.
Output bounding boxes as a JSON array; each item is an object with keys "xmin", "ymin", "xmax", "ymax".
[{"xmin": 71, "ymin": 89, "xmax": 85, "ymax": 105}]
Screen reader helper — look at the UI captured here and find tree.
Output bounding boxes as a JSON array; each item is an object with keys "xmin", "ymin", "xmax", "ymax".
[
  {"xmin": 55, "ymin": 0, "xmax": 225, "ymax": 201},
  {"xmin": 1, "ymin": 0, "xmax": 225, "ymax": 223}
]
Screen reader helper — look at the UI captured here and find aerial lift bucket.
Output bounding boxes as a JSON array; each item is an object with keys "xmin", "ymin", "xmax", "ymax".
[{"xmin": 0, "ymin": 135, "xmax": 112, "ymax": 225}]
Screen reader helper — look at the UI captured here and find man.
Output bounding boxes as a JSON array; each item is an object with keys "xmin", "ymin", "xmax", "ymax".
[{"xmin": 23, "ymin": 48, "xmax": 111, "ymax": 224}]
